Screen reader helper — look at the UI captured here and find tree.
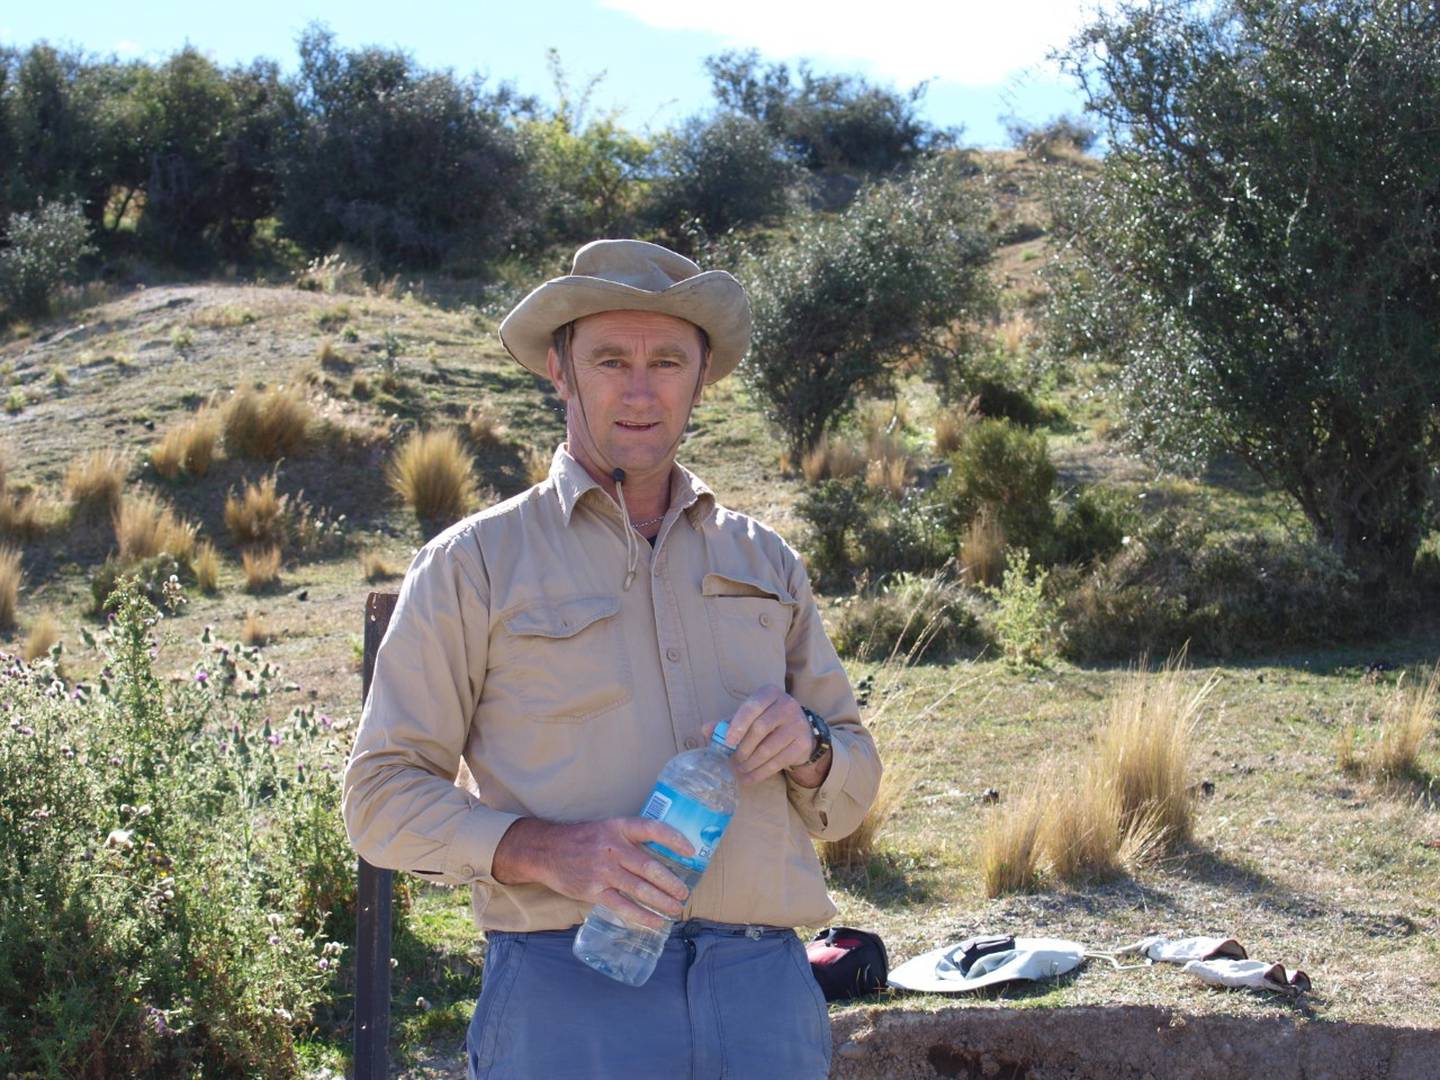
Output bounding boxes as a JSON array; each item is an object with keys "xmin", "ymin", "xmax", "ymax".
[
  {"xmin": 742, "ymin": 156, "xmax": 993, "ymax": 456},
  {"xmin": 1049, "ymin": 0, "xmax": 1440, "ymax": 584},
  {"xmin": 704, "ymin": 50, "xmax": 945, "ymax": 175},
  {"xmin": 279, "ymin": 25, "xmax": 532, "ymax": 268},
  {"xmin": 645, "ymin": 113, "xmax": 802, "ymax": 247}
]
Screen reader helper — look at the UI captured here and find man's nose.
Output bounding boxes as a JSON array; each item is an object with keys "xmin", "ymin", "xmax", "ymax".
[{"xmin": 621, "ymin": 366, "xmax": 658, "ymax": 402}]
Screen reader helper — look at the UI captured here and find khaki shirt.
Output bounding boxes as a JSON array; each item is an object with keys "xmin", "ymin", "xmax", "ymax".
[{"xmin": 343, "ymin": 446, "xmax": 881, "ymax": 932}]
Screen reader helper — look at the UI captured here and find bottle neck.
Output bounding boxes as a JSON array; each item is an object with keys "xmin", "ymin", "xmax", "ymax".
[{"xmin": 710, "ymin": 720, "xmax": 735, "ymax": 757}]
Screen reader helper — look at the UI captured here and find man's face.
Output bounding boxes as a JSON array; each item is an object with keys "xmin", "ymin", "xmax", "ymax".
[{"xmin": 547, "ymin": 309, "xmax": 708, "ymax": 483}]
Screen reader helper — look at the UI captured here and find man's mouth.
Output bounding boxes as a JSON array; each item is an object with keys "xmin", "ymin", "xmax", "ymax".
[{"xmin": 616, "ymin": 421, "xmax": 659, "ymax": 431}]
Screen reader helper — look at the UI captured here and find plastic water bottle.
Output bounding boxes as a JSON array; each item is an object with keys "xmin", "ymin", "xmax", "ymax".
[{"xmin": 573, "ymin": 720, "xmax": 738, "ymax": 986}]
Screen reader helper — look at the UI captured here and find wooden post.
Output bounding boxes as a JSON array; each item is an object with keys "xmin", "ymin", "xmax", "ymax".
[{"xmin": 355, "ymin": 591, "xmax": 398, "ymax": 1080}]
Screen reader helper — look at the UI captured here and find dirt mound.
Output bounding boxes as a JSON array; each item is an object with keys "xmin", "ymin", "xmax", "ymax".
[{"xmin": 829, "ymin": 1004, "xmax": 1439, "ymax": 1079}]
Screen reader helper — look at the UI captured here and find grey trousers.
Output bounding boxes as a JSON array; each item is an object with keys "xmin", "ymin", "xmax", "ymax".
[{"xmin": 465, "ymin": 919, "xmax": 832, "ymax": 1079}]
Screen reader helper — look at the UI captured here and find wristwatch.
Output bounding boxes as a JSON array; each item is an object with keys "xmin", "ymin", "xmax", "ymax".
[{"xmin": 799, "ymin": 707, "xmax": 832, "ymax": 766}]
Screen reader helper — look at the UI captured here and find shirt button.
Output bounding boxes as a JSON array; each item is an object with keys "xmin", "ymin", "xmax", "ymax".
[
  {"xmin": 685, "ymin": 736, "xmax": 700, "ymax": 750},
  {"xmin": 666, "ymin": 647, "xmax": 681, "ymax": 662},
  {"xmin": 458, "ymin": 864, "xmax": 475, "ymax": 879},
  {"xmin": 759, "ymin": 613, "xmax": 771, "ymax": 628}
]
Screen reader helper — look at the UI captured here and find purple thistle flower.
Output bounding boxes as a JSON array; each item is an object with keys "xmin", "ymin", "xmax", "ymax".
[
  {"xmin": 267, "ymin": 733, "xmax": 283, "ymax": 747},
  {"xmin": 194, "ymin": 670, "xmax": 208, "ymax": 684}
]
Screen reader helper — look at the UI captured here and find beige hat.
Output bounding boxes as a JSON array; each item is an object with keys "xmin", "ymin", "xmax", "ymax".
[{"xmin": 498, "ymin": 239, "xmax": 751, "ymax": 384}]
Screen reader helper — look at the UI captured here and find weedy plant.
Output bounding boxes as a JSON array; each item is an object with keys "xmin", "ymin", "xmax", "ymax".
[
  {"xmin": 387, "ymin": 429, "xmax": 477, "ymax": 528},
  {"xmin": 0, "ymin": 579, "xmax": 364, "ymax": 1077},
  {"xmin": 983, "ymin": 547, "xmax": 1064, "ymax": 667}
]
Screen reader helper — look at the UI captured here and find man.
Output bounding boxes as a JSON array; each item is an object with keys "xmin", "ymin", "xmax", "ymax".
[{"xmin": 343, "ymin": 239, "xmax": 881, "ymax": 1079}]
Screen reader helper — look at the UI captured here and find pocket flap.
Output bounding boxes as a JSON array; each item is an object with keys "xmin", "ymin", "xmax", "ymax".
[
  {"xmin": 702, "ymin": 573, "xmax": 796, "ymax": 605},
  {"xmin": 502, "ymin": 595, "xmax": 620, "ymax": 639}
]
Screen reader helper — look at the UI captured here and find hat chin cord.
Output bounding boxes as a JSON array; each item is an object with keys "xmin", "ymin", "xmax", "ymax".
[{"xmin": 565, "ymin": 357, "xmax": 702, "ymax": 592}]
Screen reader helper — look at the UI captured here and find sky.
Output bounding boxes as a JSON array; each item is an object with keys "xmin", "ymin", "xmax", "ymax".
[{"xmin": 0, "ymin": 1, "xmax": 1095, "ymax": 148}]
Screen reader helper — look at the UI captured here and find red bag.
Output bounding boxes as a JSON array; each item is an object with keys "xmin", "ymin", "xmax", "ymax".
[{"xmin": 806, "ymin": 926, "xmax": 888, "ymax": 1001}]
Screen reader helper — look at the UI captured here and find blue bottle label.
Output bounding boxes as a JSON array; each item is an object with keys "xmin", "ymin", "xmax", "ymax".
[{"xmin": 640, "ymin": 782, "xmax": 732, "ymax": 873}]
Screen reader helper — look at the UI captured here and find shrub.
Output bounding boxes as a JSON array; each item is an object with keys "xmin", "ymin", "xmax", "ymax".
[
  {"xmin": 0, "ymin": 199, "xmax": 96, "ymax": 317},
  {"xmin": 242, "ymin": 546, "xmax": 281, "ymax": 592},
  {"xmin": 89, "ymin": 554, "xmax": 185, "ymax": 613},
  {"xmin": 982, "ymin": 547, "xmax": 1064, "ymax": 667},
  {"xmin": 114, "ymin": 492, "xmax": 198, "ymax": 565},
  {"xmin": 151, "ymin": 412, "xmax": 221, "ymax": 480},
  {"xmin": 225, "ymin": 474, "xmax": 289, "ymax": 547},
  {"xmin": 937, "ymin": 418, "xmax": 1055, "ymax": 554},
  {"xmin": 193, "ymin": 541, "xmax": 220, "ymax": 593},
  {"xmin": 832, "ymin": 571, "xmax": 984, "ymax": 661},
  {"xmin": 387, "ymin": 428, "xmax": 477, "ymax": 528},
  {"xmin": 65, "ymin": 449, "xmax": 129, "ymax": 523},
  {"xmin": 796, "ymin": 478, "xmax": 948, "ymax": 592},
  {"xmin": 742, "ymin": 157, "xmax": 993, "ymax": 456},
  {"xmin": 646, "ymin": 113, "xmax": 802, "ymax": 243},
  {"xmin": 0, "ymin": 546, "xmax": 21, "ymax": 631},
  {"xmin": 0, "ymin": 581, "xmax": 354, "ymax": 1076},
  {"xmin": 1051, "ymin": 485, "xmax": 1136, "ymax": 567},
  {"xmin": 1004, "ymin": 113, "xmax": 1098, "ymax": 159},
  {"xmin": 222, "ymin": 386, "xmax": 312, "ymax": 461}
]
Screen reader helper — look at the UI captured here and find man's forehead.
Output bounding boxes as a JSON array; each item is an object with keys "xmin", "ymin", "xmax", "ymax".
[{"xmin": 570, "ymin": 310, "xmax": 705, "ymax": 350}]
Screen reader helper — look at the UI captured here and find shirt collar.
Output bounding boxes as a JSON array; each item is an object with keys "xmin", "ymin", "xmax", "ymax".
[{"xmin": 549, "ymin": 444, "xmax": 716, "ymax": 529}]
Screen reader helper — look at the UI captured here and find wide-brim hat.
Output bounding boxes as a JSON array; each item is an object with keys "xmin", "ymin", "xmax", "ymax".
[
  {"xmin": 888, "ymin": 938, "xmax": 1086, "ymax": 994},
  {"xmin": 498, "ymin": 239, "xmax": 751, "ymax": 385}
]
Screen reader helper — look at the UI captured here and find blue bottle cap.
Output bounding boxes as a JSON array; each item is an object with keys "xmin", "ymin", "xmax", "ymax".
[{"xmin": 710, "ymin": 720, "xmax": 731, "ymax": 747}]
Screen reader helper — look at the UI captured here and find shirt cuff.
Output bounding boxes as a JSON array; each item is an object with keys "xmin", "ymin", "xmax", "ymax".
[
  {"xmin": 784, "ymin": 733, "xmax": 853, "ymax": 833},
  {"xmin": 440, "ymin": 804, "xmax": 524, "ymax": 886}
]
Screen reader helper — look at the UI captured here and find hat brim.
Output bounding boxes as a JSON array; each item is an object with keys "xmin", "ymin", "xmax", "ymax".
[
  {"xmin": 498, "ymin": 271, "xmax": 751, "ymax": 385},
  {"xmin": 888, "ymin": 938, "xmax": 1086, "ymax": 994}
]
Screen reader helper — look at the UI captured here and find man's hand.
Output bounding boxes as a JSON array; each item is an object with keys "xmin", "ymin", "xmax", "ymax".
[
  {"xmin": 703, "ymin": 685, "xmax": 829, "ymax": 788},
  {"xmin": 491, "ymin": 817, "xmax": 695, "ymax": 931}
]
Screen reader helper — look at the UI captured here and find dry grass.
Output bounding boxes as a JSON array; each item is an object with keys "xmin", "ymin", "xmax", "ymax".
[
  {"xmin": 388, "ymin": 428, "xmax": 477, "ymax": 525},
  {"xmin": 225, "ymin": 473, "xmax": 289, "ymax": 547},
  {"xmin": 0, "ymin": 489, "xmax": 50, "ymax": 541},
  {"xmin": 934, "ymin": 397, "xmax": 979, "ymax": 456},
  {"xmin": 151, "ymin": 411, "xmax": 220, "ymax": 480},
  {"xmin": 1041, "ymin": 769, "xmax": 1163, "ymax": 885},
  {"xmin": 22, "ymin": 612, "xmax": 59, "ymax": 662},
  {"xmin": 959, "ymin": 509, "xmax": 1007, "ymax": 587},
  {"xmin": 465, "ymin": 404, "xmax": 508, "ymax": 449},
  {"xmin": 194, "ymin": 541, "xmax": 221, "ymax": 593},
  {"xmin": 361, "ymin": 550, "xmax": 401, "ymax": 583},
  {"xmin": 0, "ymin": 545, "xmax": 21, "ymax": 632},
  {"xmin": 524, "ymin": 446, "xmax": 551, "ymax": 487},
  {"xmin": 316, "ymin": 339, "xmax": 352, "ymax": 371},
  {"xmin": 996, "ymin": 313, "xmax": 1035, "ymax": 360},
  {"xmin": 862, "ymin": 431, "xmax": 912, "ymax": 498},
  {"xmin": 113, "ymin": 491, "xmax": 198, "ymax": 564},
  {"xmin": 242, "ymin": 546, "xmax": 281, "ymax": 592},
  {"xmin": 1369, "ymin": 666, "xmax": 1437, "ymax": 779},
  {"xmin": 222, "ymin": 385, "xmax": 313, "ymax": 460},
  {"xmin": 65, "ymin": 449, "xmax": 129, "ymax": 522},
  {"xmin": 241, "ymin": 611, "xmax": 270, "ymax": 646},
  {"xmin": 1093, "ymin": 656, "xmax": 1215, "ymax": 850},
  {"xmin": 801, "ymin": 436, "xmax": 866, "ymax": 484},
  {"xmin": 981, "ymin": 785, "xmax": 1047, "ymax": 897}
]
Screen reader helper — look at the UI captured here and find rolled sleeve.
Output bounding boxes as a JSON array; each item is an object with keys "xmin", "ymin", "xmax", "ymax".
[
  {"xmin": 780, "ymin": 551, "xmax": 882, "ymax": 841},
  {"xmin": 342, "ymin": 531, "xmax": 515, "ymax": 885}
]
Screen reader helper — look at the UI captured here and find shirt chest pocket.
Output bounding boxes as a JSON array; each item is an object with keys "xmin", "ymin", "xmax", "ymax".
[
  {"xmin": 702, "ymin": 573, "xmax": 796, "ymax": 702},
  {"xmin": 498, "ymin": 595, "xmax": 632, "ymax": 723}
]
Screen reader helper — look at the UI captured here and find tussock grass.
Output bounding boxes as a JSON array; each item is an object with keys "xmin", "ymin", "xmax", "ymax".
[
  {"xmin": 242, "ymin": 546, "xmax": 281, "ymax": 592},
  {"xmin": 996, "ymin": 314, "xmax": 1034, "ymax": 360},
  {"xmin": 801, "ymin": 436, "xmax": 866, "ymax": 484},
  {"xmin": 241, "ymin": 611, "xmax": 269, "ymax": 646},
  {"xmin": 524, "ymin": 446, "xmax": 550, "ymax": 487},
  {"xmin": 225, "ymin": 473, "xmax": 289, "ymax": 547},
  {"xmin": 1041, "ymin": 770, "xmax": 1162, "ymax": 885},
  {"xmin": 151, "ymin": 411, "xmax": 220, "ymax": 480},
  {"xmin": 361, "ymin": 551, "xmax": 401, "ymax": 583},
  {"xmin": 934, "ymin": 398, "xmax": 978, "ymax": 456},
  {"xmin": 862, "ymin": 431, "xmax": 912, "ymax": 498},
  {"xmin": 959, "ymin": 509, "xmax": 1006, "ymax": 587},
  {"xmin": 0, "ymin": 545, "xmax": 22, "ymax": 631},
  {"xmin": 0, "ymin": 489, "xmax": 49, "ymax": 541},
  {"xmin": 1094, "ymin": 656, "xmax": 1214, "ymax": 850},
  {"xmin": 388, "ymin": 429, "xmax": 477, "ymax": 526},
  {"xmin": 65, "ymin": 449, "xmax": 128, "ymax": 522},
  {"xmin": 22, "ymin": 612, "xmax": 59, "ymax": 662},
  {"xmin": 222, "ymin": 385, "xmax": 312, "ymax": 460},
  {"xmin": 194, "ymin": 541, "xmax": 221, "ymax": 593},
  {"xmin": 1370, "ymin": 666, "xmax": 1437, "ymax": 779},
  {"xmin": 113, "ymin": 491, "xmax": 198, "ymax": 564},
  {"xmin": 350, "ymin": 373, "xmax": 372, "ymax": 400},
  {"xmin": 465, "ymin": 404, "xmax": 507, "ymax": 449},
  {"xmin": 981, "ymin": 785, "xmax": 1046, "ymax": 897},
  {"xmin": 316, "ymin": 339, "xmax": 351, "ymax": 371}
]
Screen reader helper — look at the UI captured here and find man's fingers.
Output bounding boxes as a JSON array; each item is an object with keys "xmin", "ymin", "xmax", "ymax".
[
  {"xmin": 625, "ymin": 817, "xmax": 695, "ymax": 858},
  {"xmin": 737, "ymin": 731, "xmax": 807, "ymax": 784},
  {"xmin": 726, "ymin": 685, "xmax": 783, "ymax": 746},
  {"xmin": 599, "ymin": 887, "xmax": 675, "ymax": 930},
  {"xmin": 619, "ymin": 850, "xmax": 691, "ymax": 903}
]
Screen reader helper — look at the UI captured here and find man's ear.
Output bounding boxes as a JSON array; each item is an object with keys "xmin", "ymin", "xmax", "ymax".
[{"xmin": 546, "ymin": 347, "xmax": 571, "ymax": 401}]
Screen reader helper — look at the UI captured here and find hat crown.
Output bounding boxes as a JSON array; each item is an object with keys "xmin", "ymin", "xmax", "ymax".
[{"xmin": 571, "ymin": 239, "xmax": 702, "ymax": 293}]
